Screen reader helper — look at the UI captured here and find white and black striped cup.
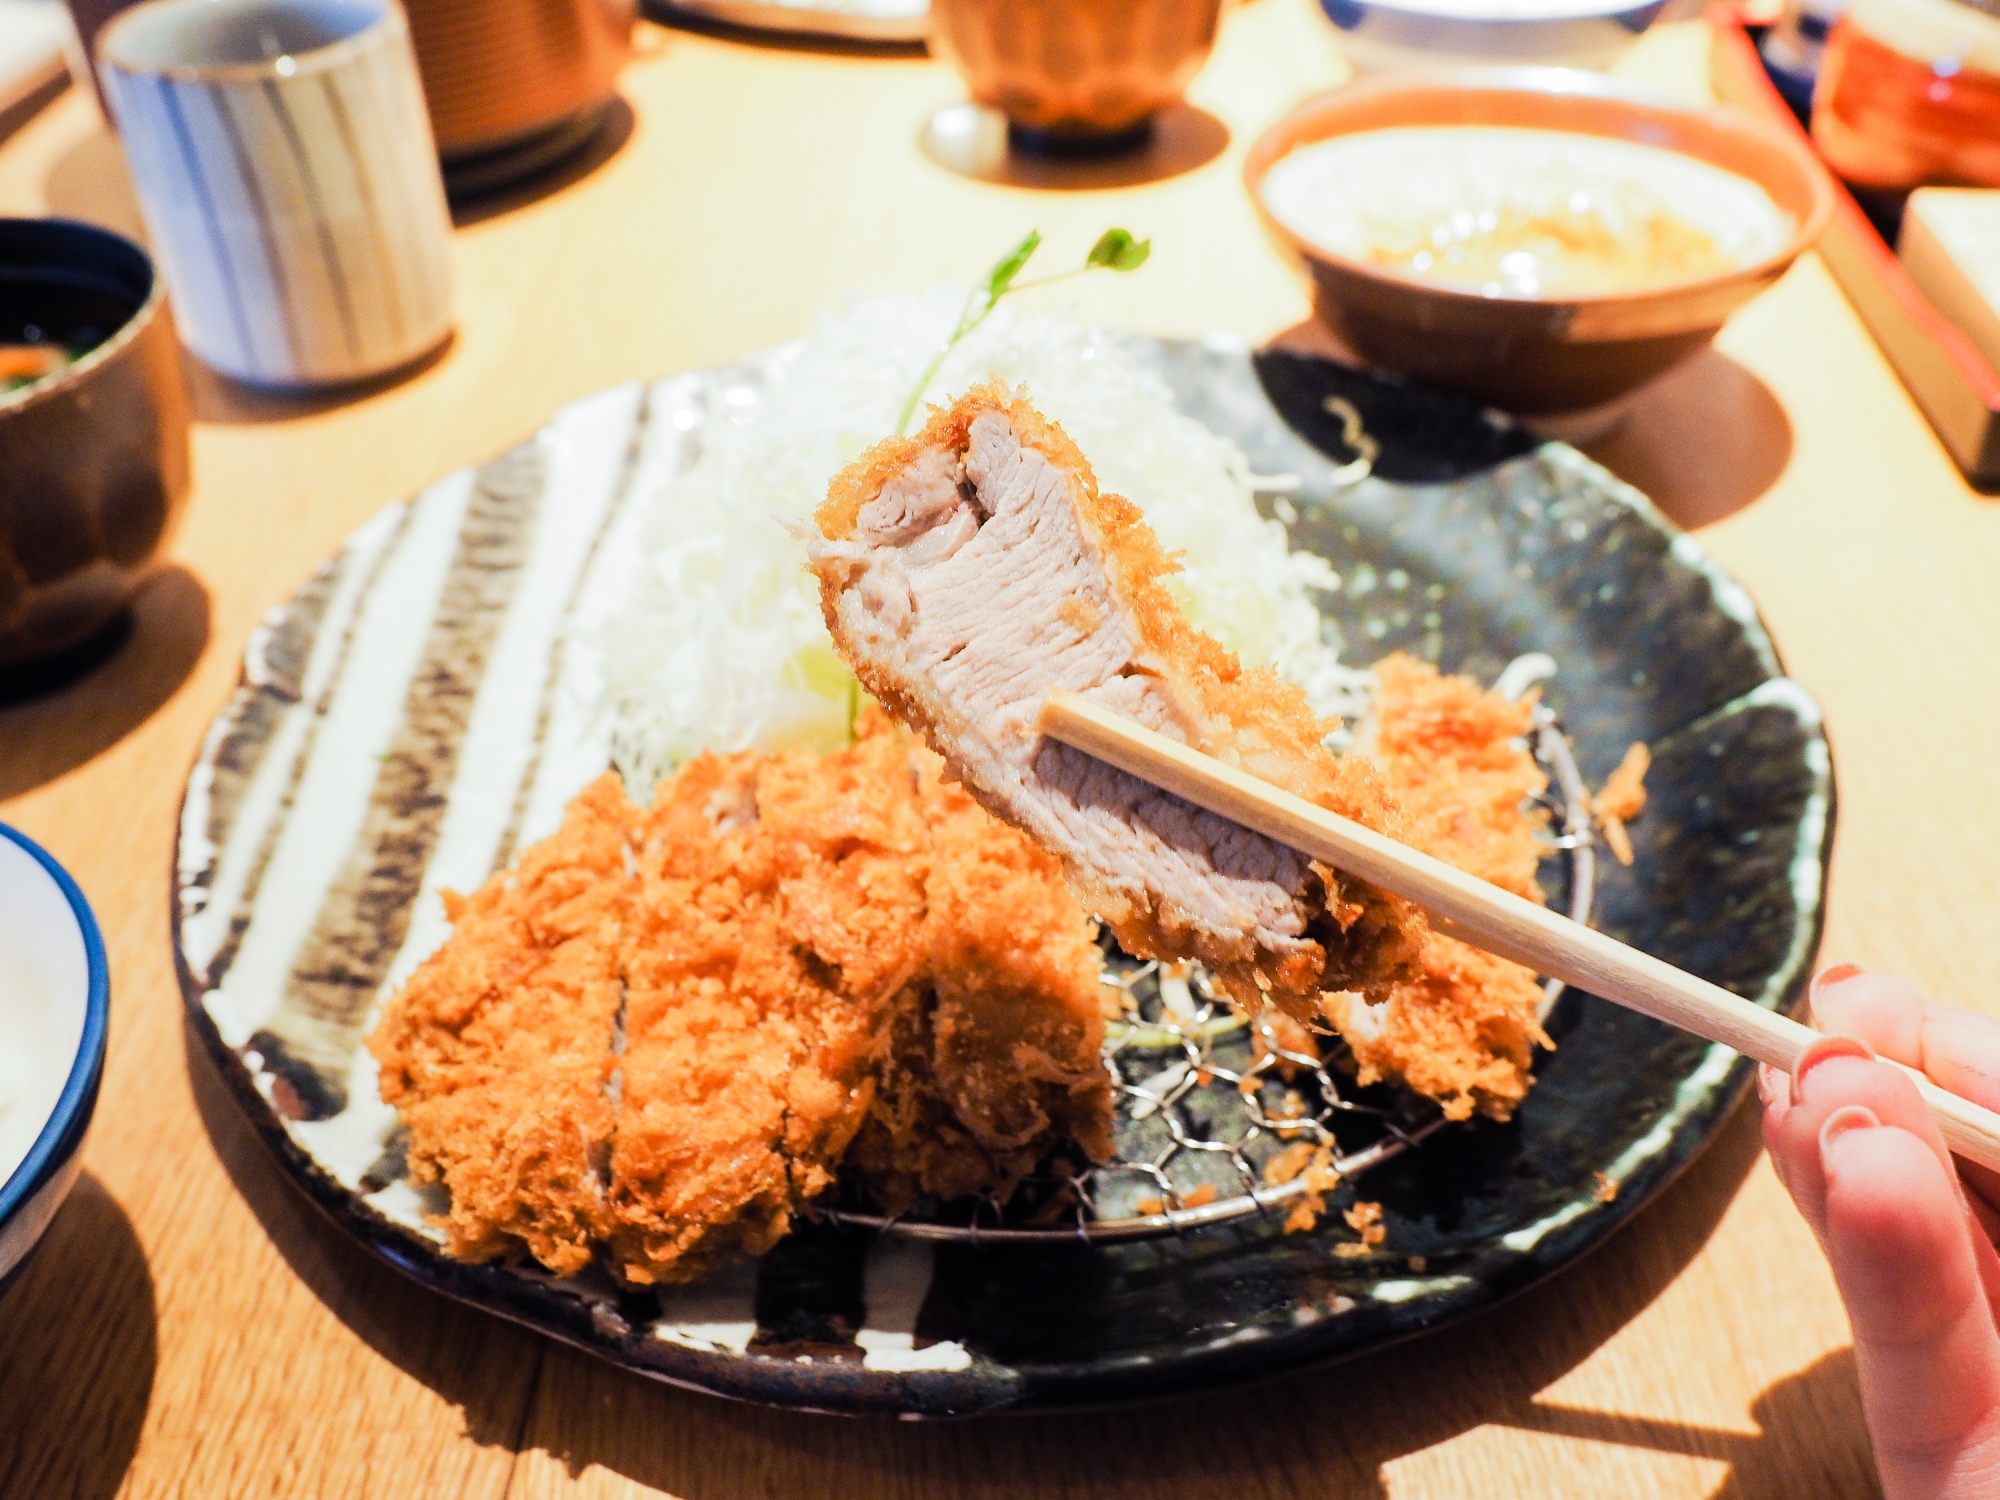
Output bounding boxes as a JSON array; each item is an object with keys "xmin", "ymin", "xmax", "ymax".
[{"xmin": 96, "ymin": 0, "xmax": 453, "ymax": 390}]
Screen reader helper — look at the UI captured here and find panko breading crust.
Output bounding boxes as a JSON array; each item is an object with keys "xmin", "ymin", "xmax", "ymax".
[
  {"xmin": 610, "ymin": 721, "xmax": 933, "ymax": 1283},
  {"xmin": 851, "ymin": 760, "xmax": 1115, "ymax": 1210}
]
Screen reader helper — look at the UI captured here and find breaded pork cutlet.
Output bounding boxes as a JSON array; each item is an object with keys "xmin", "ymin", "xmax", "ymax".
[
  {"xmin": 373, "ymin": 713, "xmax": 1113, "ymax": 1282},
  {"xmin": 610, "ymin": 722, "xmax": 931, "ymax": 1283},
  {"xmin": 369, "ymin": 773, "xmax": 629, "ymax": 1275},
  {"xmin": 851, "ymin": 749, "xmax": 1113, "ymax": 1209},
  {"xmin": 1328, "ymin": 654, "xmax": 1554, "ymax": 1120},
  {"xmin": 806, "ymin": 385, "xmax": 1426, "ymax": 1021}
]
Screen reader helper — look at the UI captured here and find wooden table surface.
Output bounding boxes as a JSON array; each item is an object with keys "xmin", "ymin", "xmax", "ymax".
[{"xmin": 6, "ymin": 6, "xmax": 1998, "ymax": 1494}]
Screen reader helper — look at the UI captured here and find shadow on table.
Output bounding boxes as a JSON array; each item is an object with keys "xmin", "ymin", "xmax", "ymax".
[
  {"xmin": 918, "ymin": 102, "xmax": 1229, "ymax": 191},
  {"xmin": 505, "ymin": 1098, "xmax": 1870, "ymax": 1498},
  {"xmin": 42, "ymin": 125, "xmax": 149, "ymax": 248},
  {"xmin": 0, "ymin": 564, "xmax": 210, "ymax": 800},
  {"xmin": 449, "ymin": 97, "xmax": 638, "ymax": 229},
  {"xmin": 1584, "ymin": 347, "xmax": 1795, "ymax": 532},
  {"xmin": 1511, "ymin": 1348, "xmax": 1878, "ymax": 1498},
  {"xmin": 181, "ymin": 1015, "xmax": 550, "ymax": 1454},
  {"xmin": 0, "ymin": 72, "xmax": 69, "ymax": 150},
  {"xmin": 0, "ymin": 1173, "xmax": 157, "ymax": 1500},
  {"xmin": 179, "ymin": 336, "xmax": 457, "ymax": 425}
]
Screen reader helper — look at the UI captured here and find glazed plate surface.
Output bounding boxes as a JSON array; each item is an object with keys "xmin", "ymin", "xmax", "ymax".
[{"xmin": 173, "ymin": 338, "xmax": 1831, "ymax": 1415}]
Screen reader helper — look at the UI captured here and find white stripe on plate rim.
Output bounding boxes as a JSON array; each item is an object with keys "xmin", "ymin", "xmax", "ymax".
[
  {"xmin": 855, "ymin": 1240, "xmax": 970, "ymax": 1373},
  {"xmin": 288, "ymin": 381, "xmax": 663, "ymax": 1194},
  {"xmin": 510, "ymin": 372, "xmax": 711, "ymax": 850},
  {"xmin": 374, "ymin": 382, "xmax": 648, "ymax": 1000},
  {"xmin": 179, "ymin": 501, "xmax": 411, "ymax": 980},
  {"xmin": 649, "ymin": 1259, "xmax": 761, "ymax": 1356},
  {"xmin": 205, "ymin": 467, "xmax": 476, "ymax": 1049}
]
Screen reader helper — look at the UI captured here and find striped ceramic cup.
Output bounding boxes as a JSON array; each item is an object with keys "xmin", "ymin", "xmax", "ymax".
[{"xmin": 97, "ymin": 0, "xmax": 453, "ymax": 390}]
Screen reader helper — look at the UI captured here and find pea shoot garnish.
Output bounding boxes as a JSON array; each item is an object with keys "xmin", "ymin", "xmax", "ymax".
[{"xmin": 896, "ymin": 228, "xmax": 1153, "ymax": 435}]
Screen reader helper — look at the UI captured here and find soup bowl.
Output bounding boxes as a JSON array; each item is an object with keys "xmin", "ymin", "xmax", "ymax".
[
  {"xmin": 0, "ymin": 824, "xmax": 109, "ymax": 1298},
  {"xmin": 1244, "ymin": 69, "xmax": 1835, "ymax": 413}
]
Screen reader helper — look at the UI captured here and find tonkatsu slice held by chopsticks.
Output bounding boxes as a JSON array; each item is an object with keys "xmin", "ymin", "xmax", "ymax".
[
  {"xmin": 804, "ymin": 385, "xmax": 1426, "ymax": 1016},
  {"xmin": 1040, "ymin": 688, "xmax": 2000, "ymax": 1176}
]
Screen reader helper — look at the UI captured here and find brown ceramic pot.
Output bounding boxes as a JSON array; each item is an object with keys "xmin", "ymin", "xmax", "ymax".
[
  {"xmin": 929, "ymin": 0, "xmax": 1223, "ymax": 145},
  {"xmin": 402, "ymin": 0, "xmax": 634, "ymax": 168},
  {"xmin": 1244, "ymin": 70, "xmax": 1835, "ymax": 414},
  {"xmin": 0, "ymin": 219, "xmax": 190, "ymax": 670}
]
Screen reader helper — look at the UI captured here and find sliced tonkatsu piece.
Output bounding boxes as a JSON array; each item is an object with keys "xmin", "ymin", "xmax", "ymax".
[
  {"xmin": 1331, "ymin": 654, "xmax": 1554, "ymax": 1120},
  {"xmin": 806, "ymin": 384, "xmax": 1426, "ymax": 1019},
  {"xmin": 849, "ymin": 747, "xmax": 1114, "ymax": 1210},
  {"xmin": 368, "ymin": 773, "xmax": 630, "ymax": 1276},
  {"xmin": 610, "ymin": 724, "xmax": 930, "ymax": 1284}
]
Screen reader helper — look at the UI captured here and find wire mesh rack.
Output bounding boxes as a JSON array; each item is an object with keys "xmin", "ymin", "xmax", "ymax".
[{"xmin": 824, "ymin": 698, "xmax": 1596, "ymax": 1247}]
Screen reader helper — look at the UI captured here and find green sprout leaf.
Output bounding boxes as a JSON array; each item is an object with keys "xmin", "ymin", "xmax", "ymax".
[
  {"xmin": 984, "ymin": 230, "xmax": 1045, "ymax": 303},
  {"xmin": 896, "ymin": 226, "xmax": 1152, "ymax": 435},
  {"xmin": 1086, "ymin": 228, "xmax": 1151, "ymax": 272}
]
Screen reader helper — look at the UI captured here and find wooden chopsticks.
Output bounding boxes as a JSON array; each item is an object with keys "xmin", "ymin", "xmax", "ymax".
[{"xmin": 1039, "ymin": 688, "xmax": 2000, "ymax": 1174}]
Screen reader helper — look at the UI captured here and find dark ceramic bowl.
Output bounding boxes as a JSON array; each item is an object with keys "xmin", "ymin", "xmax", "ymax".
[
  {"xmin": 1244, "ymin": 69, "xmax": 1836, "ymax": 414},
  {"xmin": 0, "ymin": 823, "xmax": 110, "ymax": 1299},
  {"xmin": 0, "ymin": 218, "xmax": 191, "ymax": 671}
]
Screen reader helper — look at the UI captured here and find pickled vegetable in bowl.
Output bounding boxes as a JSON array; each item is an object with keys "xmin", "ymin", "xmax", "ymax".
[{"xmin": 0, "ymin": 342, "xmax": 89, "ymax": 399}]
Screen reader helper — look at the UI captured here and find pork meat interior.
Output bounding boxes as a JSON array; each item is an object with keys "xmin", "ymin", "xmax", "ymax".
[{"xmin": 806, "ymin": 385, "xmax": 1427, "ymax": 1019}]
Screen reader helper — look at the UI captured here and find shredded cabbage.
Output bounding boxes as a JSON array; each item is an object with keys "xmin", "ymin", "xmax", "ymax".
[{"xmin": 594, "ymin": 290, "xmax": 1362, "ymax": 793}]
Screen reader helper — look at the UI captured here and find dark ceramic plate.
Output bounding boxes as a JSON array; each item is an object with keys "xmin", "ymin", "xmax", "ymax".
[{"xmin": 172, "ymin": 338, "xmax": 1831, "ymax": 1416}]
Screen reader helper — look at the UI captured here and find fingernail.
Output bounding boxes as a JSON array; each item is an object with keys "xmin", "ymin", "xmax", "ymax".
[
  {"xmin": 1791, "ymin": 1033, "xmax": 1877, "ymax": 1105},
  {"xmin": 1808, "ymin": 964, "xmax": 1865, "ymax": 1023},
  {"xmin": 1756, "ymin": 1062, "xmax": 1784, "ymax": 1107},
  {"xmin": 1819, "ymin": 1104, "xmax": 1881, "ymax": 1161}
]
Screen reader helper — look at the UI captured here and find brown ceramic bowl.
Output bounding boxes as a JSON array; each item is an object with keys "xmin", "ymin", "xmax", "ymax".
[
  {"xmin": 929, "ymin": 0, "xmax": 1223, "ymax": 147},
  {"xmin": 0, "ymin": 219, "xmax": 190, "ymax": 671},
  {"xmin": 1244, "ymin": 69, "xmax": 1836, "ymax": 413},
  {"xmin": 403, "ymin": 0, "xmax": 633, "ymax": 189}
]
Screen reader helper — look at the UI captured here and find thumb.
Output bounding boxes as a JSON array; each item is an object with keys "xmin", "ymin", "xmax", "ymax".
[{"xmin": 1820, "ymin": 1108, "xmax": 2000, "ymax": 1497}]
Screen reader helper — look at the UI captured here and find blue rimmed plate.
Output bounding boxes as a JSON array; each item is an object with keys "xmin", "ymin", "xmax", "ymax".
[{"xmin": 0, "ymin": 822, "xmax": 110, "ymax": 1297}]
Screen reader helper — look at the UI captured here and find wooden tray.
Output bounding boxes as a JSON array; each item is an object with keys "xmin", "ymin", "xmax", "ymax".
[{"xmin": 1710, "ymin": 7, "xmax": 2000, "ymax": 486}]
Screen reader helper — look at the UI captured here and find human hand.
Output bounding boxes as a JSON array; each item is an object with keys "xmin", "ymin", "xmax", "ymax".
[{"xmin": 1760, "ymin": 965, "xmax": 2000, "ymax": 1500}]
